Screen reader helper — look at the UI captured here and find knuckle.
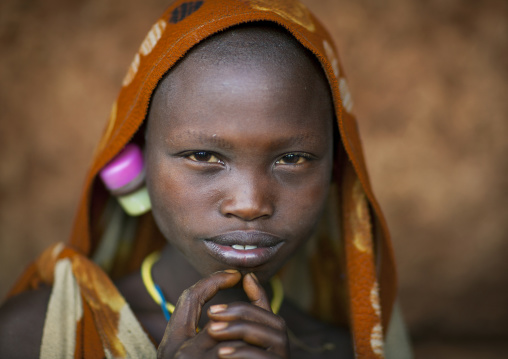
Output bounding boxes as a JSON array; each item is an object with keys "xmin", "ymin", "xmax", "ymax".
[
  {"xmin": 180, "ymin": 288, "xmax": 197, "ymax": 302},
  {"xmin": 157, "ymin": 346, "xmax": 175, "ymax": 359},
  {"xmin": 181, "ymin": 287, "xmax": 192, "ymax": 298},
  {"xmin": 173, "ymin": 342, "xmax": 194, "ymax": 359},
  {"xmin": 275, "ymin": 315, "xmax": 287, "ymax": 331},
  {"xmin": 174, "ymin": 350, "xmax": 190, "ymax": 359}
]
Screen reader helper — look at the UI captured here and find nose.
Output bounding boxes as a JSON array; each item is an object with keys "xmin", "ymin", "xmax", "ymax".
[{"xmin": 220, "ymin": 172, "xmax": 274, "ymax": 221}]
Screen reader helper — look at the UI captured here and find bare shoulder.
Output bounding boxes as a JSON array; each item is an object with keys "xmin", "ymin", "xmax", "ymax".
[
  {"xmin": 280, "ymin": 300, "xmax": 355, "ymax": 359},
  {"xmin": 0, "ymin": 287, "xmax": 51, "ymax": 359}
]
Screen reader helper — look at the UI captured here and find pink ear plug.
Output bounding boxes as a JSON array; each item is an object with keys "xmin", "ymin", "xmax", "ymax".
[{"xmin": 99, "ymin": 143, "xmax": 151, "ymax": 216}]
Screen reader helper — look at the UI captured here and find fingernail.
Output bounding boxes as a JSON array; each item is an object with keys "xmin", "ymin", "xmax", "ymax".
[
  {"xmin": 224, "ymin": 269, "xmax": 238, "ymax": 274},
  {"xmin": 209, "ymin": 304, "xmax": 227, "ymax": 314},
  {"xmin": 210, "ymin": 322, "xmax": 228, "ymax": 331},
  {"xmin": 218, "ymin": 347, "xmax": 235, "ymax": 355}
]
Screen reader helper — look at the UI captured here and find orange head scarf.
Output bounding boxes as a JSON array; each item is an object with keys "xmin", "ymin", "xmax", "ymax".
[{"xmin": 10, "ymin": 1, "xmax": 396, "ymax": 357}]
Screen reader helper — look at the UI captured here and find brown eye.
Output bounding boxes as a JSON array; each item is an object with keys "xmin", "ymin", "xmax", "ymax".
[
  {"xmin": 188, "ymin": 151, "xmax": 221, "ymax": 163},
  {"xmin": 276, "ymin": 154, "xmax": 307, "ymax": 165}
]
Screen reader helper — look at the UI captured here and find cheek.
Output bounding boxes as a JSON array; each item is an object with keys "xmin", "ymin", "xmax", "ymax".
[
  {"xmin": 147, "ymin": 161, "xmax": 186, "ymax": 231},
  {"xmin": 147, "ymin": 162, "xmax": 217, "ymax": 237},
  {"xmin": 277, "ymin": 169, "xmax": 331, "ymax": 234}
]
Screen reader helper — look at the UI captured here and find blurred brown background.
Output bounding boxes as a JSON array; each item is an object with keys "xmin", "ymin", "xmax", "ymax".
[{"xmin": 1, "ymin": 0, "xmax": 507, "ymax": 357}]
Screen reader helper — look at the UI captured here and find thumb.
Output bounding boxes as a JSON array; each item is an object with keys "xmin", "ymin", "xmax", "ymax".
[{"xmin": 243, "ymin": 273, "xmax": 271, "ymax": 312}]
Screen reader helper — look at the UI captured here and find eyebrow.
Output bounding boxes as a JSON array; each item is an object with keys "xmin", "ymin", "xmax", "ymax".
[
  {"xmin": 178, "ymin": 130, "xmax": 322, "ymax": 150},
  {"xmin": 185, "ymin": 131, "xmax": 234, "ymax": 149}
]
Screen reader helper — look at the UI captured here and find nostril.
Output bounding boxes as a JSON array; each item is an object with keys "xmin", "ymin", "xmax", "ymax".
[
  {"xmin": 222, "ymin": 205, "xmax": 273, "ymax": 221},
  {"xmin": 220, "ymin": 194, "xmax": 273, "ymax": 221}
]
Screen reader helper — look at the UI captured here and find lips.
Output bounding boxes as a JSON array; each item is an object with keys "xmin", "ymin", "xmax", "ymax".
[{"xmin": 203, "ymin": 231, "xmax": 284, "ymax": 268}]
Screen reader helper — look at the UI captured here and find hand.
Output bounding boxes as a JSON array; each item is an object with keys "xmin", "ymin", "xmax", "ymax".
[
  {"xmin": 157, "ymin": 269, "xmax": 241, "ymax": 358},
  {"xmin": 157, "ymin": 271, "xmax": 289, "ymax": 358},
  {"xmin": 207, "ymin": 273, "xmax": 290, "ymax": 358}
]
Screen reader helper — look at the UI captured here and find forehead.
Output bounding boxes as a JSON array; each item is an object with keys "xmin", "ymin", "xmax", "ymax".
[{"xmin": 147, "ymin": 24, "xmax": 333, "ymax": 138}]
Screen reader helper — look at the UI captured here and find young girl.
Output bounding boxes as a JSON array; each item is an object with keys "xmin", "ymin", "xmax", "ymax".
[{"xmin": 0, "ymin": 1, "xmax": 404, "ymax": 358}]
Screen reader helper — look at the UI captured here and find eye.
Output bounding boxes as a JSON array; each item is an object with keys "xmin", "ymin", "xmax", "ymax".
[
  {"xmin": 187, "ymin": 151, "xmax": 223, "ymax": 164},
  {"xmin": 276, "ymin": 153, "xmax": 310, "ymax": 165}
]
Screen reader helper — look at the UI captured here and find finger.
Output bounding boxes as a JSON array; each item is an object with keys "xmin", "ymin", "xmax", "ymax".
[
  {"xmin": 158, "ymin": 319, "xmax": 219, "ymax": 359},
  {"xmin": 218, "ymin": 344, "xmax": 282, "ymax": 359},
  {"xmin": 175, "ymin": 324, "xmax": 244, "ymax": 354},
  {"xmin": 242, "ymin": 273, "xmax": 271, "ymax": 312},
  {"xmin": 160, "ymin": 327, "xmax": 233, "ymax": 359},
  {"xmin": 207, "ymin": 340, "xmax": 245, "ymax": 356},
  {"xmin": 170, "ymin": 329, "xmax": 217, "ymax": 357},
  {"xmin": 208, "ymin": 320, "xmax": 288, "ymax": 354},
  {"xmin": 208, "ymin": 302, "xmax": 285, "ymax": 331},
  {"xmin": 171, "ymin": 270, "xmax": 241, "ymax": 336}
]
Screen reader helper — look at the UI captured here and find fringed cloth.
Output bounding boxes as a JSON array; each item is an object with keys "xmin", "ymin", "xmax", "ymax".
[
  {"xmin": 8, "ymin": 0, "xmax": 397, "ymax": 358},
  {"xmin": 9, "ymin": 243, "xmax": 156, "ymax": 358}
]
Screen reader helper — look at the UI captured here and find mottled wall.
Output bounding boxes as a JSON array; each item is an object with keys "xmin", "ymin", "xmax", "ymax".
[{"xmin": 1, "ymin": 0, "xmax": 507, "ymax": 357}]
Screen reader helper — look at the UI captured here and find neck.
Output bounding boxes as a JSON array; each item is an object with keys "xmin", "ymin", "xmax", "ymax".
[{"xmin": 152, "ymin": 244, "xmax": 273, "ymax": 311}]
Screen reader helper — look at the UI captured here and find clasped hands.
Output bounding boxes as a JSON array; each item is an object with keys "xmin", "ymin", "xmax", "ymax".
[{"xmin": 157, "ymin": 270, "xmax": 289, "ymax": 358}]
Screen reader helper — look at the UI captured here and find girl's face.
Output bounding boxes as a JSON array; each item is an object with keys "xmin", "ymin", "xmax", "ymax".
[{"xmin": 145, "ymin": 47, "xmax": 334, "ymax": 283}]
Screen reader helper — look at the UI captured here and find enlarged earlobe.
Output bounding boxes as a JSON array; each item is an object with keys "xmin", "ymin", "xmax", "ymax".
[{"xmin": 99, "ymin": 143, "xmax": 152, "ymax": 216}]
